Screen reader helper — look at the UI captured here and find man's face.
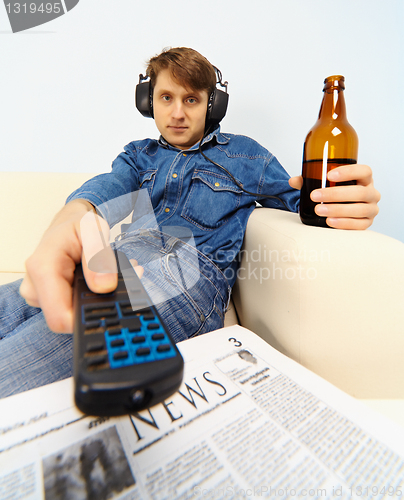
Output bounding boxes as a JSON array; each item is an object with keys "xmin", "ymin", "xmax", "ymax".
[{"xmin": 153, "ymin": 69, "xmax": 209, "ymax": 150}]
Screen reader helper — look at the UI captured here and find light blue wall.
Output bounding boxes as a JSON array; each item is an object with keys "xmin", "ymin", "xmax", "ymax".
[{"xmin": 1, "ymin": 0, "xmax": 403, "ymax": 242}]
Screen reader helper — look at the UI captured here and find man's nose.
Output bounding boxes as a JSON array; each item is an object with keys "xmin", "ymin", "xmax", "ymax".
[{"xmin": 171, "ymin": 100, "xmax": 186, "ymax": 119}]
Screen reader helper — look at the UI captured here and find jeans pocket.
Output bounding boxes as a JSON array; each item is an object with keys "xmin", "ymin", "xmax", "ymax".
[{"xmin": 156, "ymin": 289, "xmax": 225, "ymax": 343}]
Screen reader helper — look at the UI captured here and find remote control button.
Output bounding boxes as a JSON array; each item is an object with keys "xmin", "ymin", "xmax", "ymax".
[
  {"xmin": 83, "ymin": 320, "xmax": 101, "ymax": 328},
  {"xmin": 157, "ymin": 344, "xmax": 171, "ymax": 353},
  {"xmin": 105, "ymin": 318, "xmax": 120, "ymax": 327},
  {"xmin": 138, "ymin": 308, "xmax": 155, "ymax": 320},
  {"xmin": 86, "ymin": 341, "xmax": 105, "ymax": 352},
  {"xmin": 113, "ymin": 351, "xmax": 129, "ymax": 361},
  {"xmin": 151, "ymin": 333, "xmax": 165, "ymax": 341},
  {"xmin": 121, "ymin": 307, "xmax": 135, "ymax": 316},
  {"xmin": 85, "ymin": 304, "xmax": 118, "ymax": 321},
  {"xmin": 82, "ymin": 291, "xmax": 113, "ymax": 299},
  {"xmin": 136, "ymin": 347, "xmax": 151, "ymax": 356},
  {"xmin": 86, "ymin": 355, "xmax": 108, "ymax": 368},
  {"xmin": 86, "ymin": 312, "xmax": 118, "ymax": 321},
  {"xmin": 110, "ymin": 338, "xmax": 125, "ymax": 348},
  {"xmin": 120, "ymin": 301, "xmax": 149, "ymax": 316},
  {"xmin": 107, "ymin": 328, "xmax": 122, "ymax": 336},
  {"xmin": 84, "ymin": 303, "xmax": 116, "ymax": 315},
  {"xmin": 84, "ymin": 326, "xmax": 104, "ymax": 335},
  {"xmin": 147, "ymin": 322, "xmax": 160, "ymax": 330},
  {"xmin": 84, "ymin": 302, "xmax": 116, "ymax": 310},
  {"xmin": 131, "ymin": 335, "xmax": 146, "ymax": 344},
  {"xmin": 126, "ymin": 317, "xmax": 141, "ymax": 332}
]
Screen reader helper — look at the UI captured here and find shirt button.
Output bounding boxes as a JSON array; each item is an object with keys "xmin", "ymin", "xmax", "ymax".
[
  {"xmin": 215, "ymin": 182, "xmax": 220, "ymax": 187},
  {"xmin": 182, "ymin": 153, "xmax": 187, "ymax": 157},
  {"xmin": 172, "ymin": 173, "xmax": 178, "ymax": 178},
  {"xmin": 165, "ymin": 208, "xmax": 170, "ymax": 213}
]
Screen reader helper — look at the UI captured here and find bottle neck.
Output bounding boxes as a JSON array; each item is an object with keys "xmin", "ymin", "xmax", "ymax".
[{"xmin": 318, "ymin": 78, "xmax": 347, "ymax": 122}]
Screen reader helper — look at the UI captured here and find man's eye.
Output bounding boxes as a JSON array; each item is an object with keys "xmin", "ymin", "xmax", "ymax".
[
  {"xmin": 187, "ymin": 98, "xmax": 197, "ymax": 104},
  {"xmin": 162, "ymin": 95, "xmax": 171, "ymax": 102}
]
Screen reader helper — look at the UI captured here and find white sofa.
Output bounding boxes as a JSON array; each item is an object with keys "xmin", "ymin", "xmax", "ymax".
[{"xmin": 1, "ymin": 172, "xmax": 404, "ymax": 426}]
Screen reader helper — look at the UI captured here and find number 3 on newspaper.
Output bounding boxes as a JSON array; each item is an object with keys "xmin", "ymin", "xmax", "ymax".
[{"xmin": 228, "ymin": 337, "xmax": 242, "ymax": 347}]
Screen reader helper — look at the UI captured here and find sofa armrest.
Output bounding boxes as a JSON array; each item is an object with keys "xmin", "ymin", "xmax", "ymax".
[
  {"xmin": 0, "ymin": 172, "xmax": 96, "ymax": 274},
  {"xmin": 232, "ymin": 207, "xmax": 404, "ymax": 398}
]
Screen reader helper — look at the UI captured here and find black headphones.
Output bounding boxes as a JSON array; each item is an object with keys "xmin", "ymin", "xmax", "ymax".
[{"xmin": 135, "ymin": 66, "xmax": 229, "ymax": 128}]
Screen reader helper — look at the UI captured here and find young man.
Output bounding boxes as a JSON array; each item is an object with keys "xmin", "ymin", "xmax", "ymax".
[{"xmin": 0, "ymin": 47, "xmax": 380, "ymax": 397}]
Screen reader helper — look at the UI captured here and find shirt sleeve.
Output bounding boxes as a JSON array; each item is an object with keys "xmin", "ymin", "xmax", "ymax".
[
  {"xmin": 258, "ymin": 153, "xmax": 300, "ymax": 213},
  {"xmin": 65, "ymin": 143, "xmax": 141, "ymax": 227}
]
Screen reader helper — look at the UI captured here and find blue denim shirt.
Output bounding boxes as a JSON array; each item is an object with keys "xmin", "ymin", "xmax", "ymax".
[{"xmin": 67, "ymin": 126, "xmax": 300, "ymax": 287}]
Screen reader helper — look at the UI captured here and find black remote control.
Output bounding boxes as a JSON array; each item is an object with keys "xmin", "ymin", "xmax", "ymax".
[{"xmin": 73, "ymin": 250, "xmax": 184, "ymax": 416}]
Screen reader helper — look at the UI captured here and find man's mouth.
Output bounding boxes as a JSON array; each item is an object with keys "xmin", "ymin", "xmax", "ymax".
[{"xmin": 168, "ymin": 125, "xmax": 188, "ymax": 132}]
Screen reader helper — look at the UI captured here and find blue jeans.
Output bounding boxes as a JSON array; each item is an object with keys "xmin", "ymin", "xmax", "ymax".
[{"xmin": 0, "ymin": 230, "xmax": 230, "ymax": 399}]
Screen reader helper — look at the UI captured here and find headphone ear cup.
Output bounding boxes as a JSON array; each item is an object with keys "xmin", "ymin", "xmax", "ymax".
[
  {"xmin": 135, "ymin": 81, "xmax": 153, "ymax": 118},
  {"xmin": 206, "ymin": 88, "xmax": 229, "ymax": 128}
]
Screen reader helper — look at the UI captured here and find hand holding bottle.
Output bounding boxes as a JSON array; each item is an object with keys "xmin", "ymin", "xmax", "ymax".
[
  {"xmin": 295, "ymin": 75, "xmax": 380, "ymax": 229},
  {"xmin": 289, "ymin": 163, "xmax": 380, "ymax": 230}
]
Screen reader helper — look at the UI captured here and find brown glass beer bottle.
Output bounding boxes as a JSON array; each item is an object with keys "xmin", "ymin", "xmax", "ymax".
[{"xmin": 299, "ymin": 75, "xmax": 359, "ymax": 227}]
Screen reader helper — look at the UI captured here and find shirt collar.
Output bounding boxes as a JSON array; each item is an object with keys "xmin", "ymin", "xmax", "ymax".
[{"xmin": 158, "ymin": 125, "xmax": 229, "ymax": 151}]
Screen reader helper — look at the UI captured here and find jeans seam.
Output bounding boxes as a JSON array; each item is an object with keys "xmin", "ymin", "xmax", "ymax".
[
  {"xmin": 188, "ymin": 291, "xmax": 224, "ymax": 338},
  {"xmin": 162, "ymin": 253, "xmax": 203, "ymax": 317}
]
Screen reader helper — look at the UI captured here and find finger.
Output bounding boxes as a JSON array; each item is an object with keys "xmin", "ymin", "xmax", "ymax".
[
  {"xmin": 22, "ymin": 253, "xmax": 76, "ymax": 333},
  {"xmin": 325, "ymin": 217, "xmax": 374, "ymax": 230},
  {"xmin": 80, "ymin": 211, "xmax": 118, "ymax": 293},
  {"xmin": 328, "ymin": 164, "xmax": 373, "ymax": 185},
  {"xmin": 130, "ymin": 259, "xmax": 144, "ymax": 279},
  {"xmin": 19, "ymin": 274, "xmax": 40, "ymax": 308},
  {"xmin": 315, "ymin": 201, "xmax": 379, "ymax": 220},
  {"xmin": 289, "ymin": 176, "xmax": 303, "ymax": 190},
  {"xmin": 311, "ymin": 184, "xmax": 371, "ymax": 204}
]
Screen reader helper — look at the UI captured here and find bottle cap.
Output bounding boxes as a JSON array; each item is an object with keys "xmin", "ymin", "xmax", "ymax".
[{"xmin": 323, "ymin": 75, "xmax": 345, "ymax": 91}]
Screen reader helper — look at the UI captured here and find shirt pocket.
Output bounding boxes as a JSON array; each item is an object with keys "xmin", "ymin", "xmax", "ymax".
[
  {"xmin": 139, "ymin": 169, "xmax": 157, "ymax": 196},
  {"xmin": 181, "ymin": 170, "xmax": 242, "ymax": 230}
]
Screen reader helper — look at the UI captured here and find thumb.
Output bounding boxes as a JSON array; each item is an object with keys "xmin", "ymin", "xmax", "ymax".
[
  {"xmin": 79, "ymin": 210, "xmax": 118, "ymax": 293},
  {"xmin": 289, "ymin": 175, "xmax": 303, "ymax": 190}
]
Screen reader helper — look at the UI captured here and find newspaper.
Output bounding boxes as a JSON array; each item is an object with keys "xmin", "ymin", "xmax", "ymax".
[{"xmin": 1, "ymin": 325, "xmax": 404, "ymax": 500}]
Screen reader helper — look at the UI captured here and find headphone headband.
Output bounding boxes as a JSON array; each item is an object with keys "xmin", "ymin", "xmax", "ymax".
[{"xmin": 135, "ymin": 67, "xmax": 229, "ymax": 127}]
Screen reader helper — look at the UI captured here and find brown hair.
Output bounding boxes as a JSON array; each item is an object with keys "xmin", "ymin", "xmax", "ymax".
[{"xmin": 146, "ymin": 47, "xmax": 217, "ymax": 94}]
